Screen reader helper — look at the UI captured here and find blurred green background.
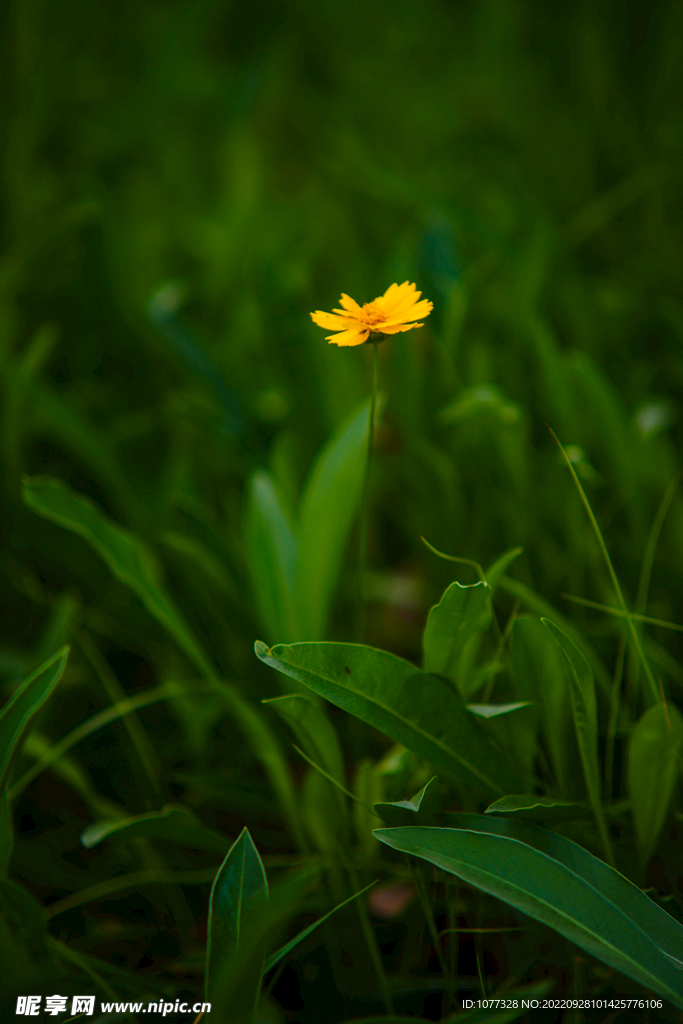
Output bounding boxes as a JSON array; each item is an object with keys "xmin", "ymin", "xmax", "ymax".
[{"xmin": 1, "ymin": 0, "xmax": 683, "ymax": 1018}]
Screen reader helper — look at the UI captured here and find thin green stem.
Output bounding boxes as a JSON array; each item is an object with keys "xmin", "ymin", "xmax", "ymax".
[
  {"xmin": 549, "ymin": 427, "xmax": 659, "ymax": 705},
  {"xmin": 354, "ymin": 343, "xmax": 379, "ymax": 642}
]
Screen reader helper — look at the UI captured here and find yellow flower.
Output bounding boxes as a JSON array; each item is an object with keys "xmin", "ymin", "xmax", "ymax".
[{"xmin": 310, "ymin": 281, "xmax": 433, "ymax": 347}]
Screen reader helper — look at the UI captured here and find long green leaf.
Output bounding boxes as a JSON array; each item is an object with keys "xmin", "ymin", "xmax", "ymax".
[
  {"xmin": 0, "ymin": 645, "xmax": 69, "ymax": 791},
  {"xmin": 628, "ymin": 703, "xmax": 683, "ymax": 865},
  {"xmin": 375, "ymin": 819, "xmax": 683, "ymax": 1007},
  {"xmin": 255, "ymin": 641, "xmax": 520, "ymax": 796},
  {"xmin": 22, "ymin": 476, "xmax": 213, "ymax": 676},
  {"xmin": 294, "ymin": 397, "xmax": 378, "ymax": 640},
  {"xmin": 205, "ymin": 827, "xmax": 268, "ymax": 1011}
]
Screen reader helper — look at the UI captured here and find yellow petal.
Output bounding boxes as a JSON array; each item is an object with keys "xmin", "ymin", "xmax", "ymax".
[
  {"xmin": 338, "ymin": 293, "xmax": 362, "ymax": 313},
  {"xmin": 332, "ymin": 308, "xmax": 363, "ymax": 320},
  {"xmin": 327, "ymin": 328, "xmax": 368, "ymax": 346},
  {"xmin": 376, "ymin": 282, "xmax": 420, "ymax": 315},
  {"xmin": 311, "ymin": 310, "xmax": 351, "ymax": 329},
  {"xmin": 380, "ymin": 321, "xmax": 424, "ymax": 335},
  {"xmin": 382, "ymin": 299, "xmax": 433, "ymax": 325}
]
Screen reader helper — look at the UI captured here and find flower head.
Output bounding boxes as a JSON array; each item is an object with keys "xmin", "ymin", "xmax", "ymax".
[{"xmin": 311, "ymin": 281, "xmax": 433, "ymax": 346}]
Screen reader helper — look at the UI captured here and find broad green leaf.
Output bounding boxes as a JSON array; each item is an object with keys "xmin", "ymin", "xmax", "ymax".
[
  {"xmin": 255, "ymin": 641, "xmax": 520, "ymax": 796},
  {"xmin": 22, "ymin": 477, "xmax": 213, "ymax": 677},
  {"xmin": 629, "ymin": 702, "xmax": 683, "ymax": 865},
  {"xmin": 295, "ymin": 396, "xmax": 380, "ymax": 640},
  {"xmin": 265, "ymin": 694, "xmax": 348, "ymax": 840},
  {"xmin": 245, "ymin": 470, "xmax": 299, "ymax": 643},
  {"xmin": 541, "ymin": 620, "xmax": 603, "ymax": 837},
  {"xmin": 422, "ymin": 580, "xmax": 491, "ymax": 695},
  {"xmin": 0, "ymin": 645, "xmax": 69, "ymax": 790},
  {"xmin": 510, "ymin": 617, "xmax": 572, "ymax": 794},
  {"xmin": 374, "ymin": 775, "xmax": 440, "ymax": 828},
  {"xmin": 263, "ymin": 880, "xmax": 376, "ymax": 975},
  {"xmin": 375, "ymin": 819, "xmax": 683, "ymax": 1007},
  {"xmin": 80, "ymin": 805, "xmax": 230, "ymax": 852},
  {"xmin": 485, "ymin": 794, "xmax": 590, "ymax": 822},
  {"xmin": 205, "ymin": 827, "xmax": 268, "ymax": 1013}
]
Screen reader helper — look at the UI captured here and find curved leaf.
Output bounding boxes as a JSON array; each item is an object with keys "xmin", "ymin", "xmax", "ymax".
[
  {"xmin": 375, "ymin": 817, "xmax": 683, "ymax": 1006},
  {"xmin": 255, "ymin": 641, "xmax": 521, "ymax": 796}
]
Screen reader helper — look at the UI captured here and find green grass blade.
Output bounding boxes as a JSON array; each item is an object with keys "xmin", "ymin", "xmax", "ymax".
[
  {"xmin": 549, "ymin": 428, "xmax": 659, "ymax": 704},
  {"xmin": 0, "ymin": 645, "xmax": 69, "ymax": 791}
]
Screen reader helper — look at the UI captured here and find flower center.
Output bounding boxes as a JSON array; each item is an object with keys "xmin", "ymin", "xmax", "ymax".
[{"xmin": 359, "ymin": 302, "xmax": 386, "ymax": 328}]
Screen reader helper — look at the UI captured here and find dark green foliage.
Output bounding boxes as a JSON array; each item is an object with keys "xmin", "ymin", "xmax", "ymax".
[{"xmin": 1, "ymin": 0, "xmax": 683, "ymax": 1019}]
